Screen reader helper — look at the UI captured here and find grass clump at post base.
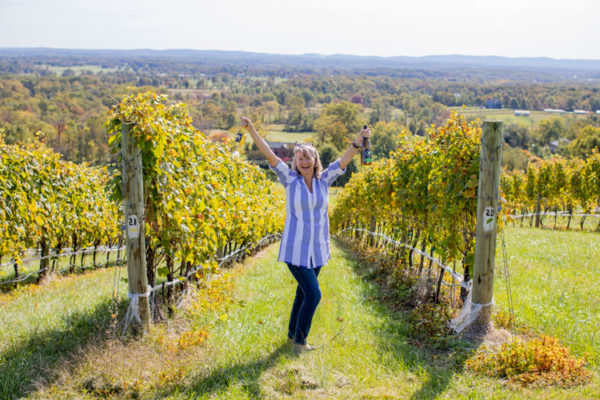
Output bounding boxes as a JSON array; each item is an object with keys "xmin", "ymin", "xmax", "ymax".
[{"xmin": 466, "ymin": 335, "xmax": 591, "ymax": 388}]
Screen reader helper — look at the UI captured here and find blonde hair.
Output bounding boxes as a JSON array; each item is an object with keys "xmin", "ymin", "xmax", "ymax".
[{"xmin": 292, "ymin": 144, "xmax": 323, "ymax": 179}]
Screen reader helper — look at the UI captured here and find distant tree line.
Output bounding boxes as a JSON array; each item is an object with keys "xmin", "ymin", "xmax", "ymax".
[{"xmin": 1, "ymin": 66, "xmax": 599, "ymax": 168}]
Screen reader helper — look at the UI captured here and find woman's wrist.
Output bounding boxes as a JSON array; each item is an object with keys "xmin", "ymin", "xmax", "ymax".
[{"xmin": 355, "ymin": 134, "xmax": 364, "ymax": 146}]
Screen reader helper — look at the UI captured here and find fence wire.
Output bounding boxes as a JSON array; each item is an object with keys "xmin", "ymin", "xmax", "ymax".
[
  {"xmin": 337, "ymin": 227, "xmax": 469, "ymax": 289},
  {"xmin": 1, "ymin": 246, "xmax": 126, "ymax": 286}
]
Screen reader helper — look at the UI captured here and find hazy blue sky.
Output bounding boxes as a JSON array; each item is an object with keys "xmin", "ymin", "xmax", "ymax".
[{"xmin": 1, "ymin": 0, "xmax": 598, "ymax": 59}]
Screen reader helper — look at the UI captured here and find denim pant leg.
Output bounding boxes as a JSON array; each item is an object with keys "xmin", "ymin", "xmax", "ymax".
[
  {"xmin": 286, "ymin": 263, "xmax": 322, "ymax": 345},
  {"xmin": 288, "ymin": 284, "xmax": 305, "ymax": 340}
]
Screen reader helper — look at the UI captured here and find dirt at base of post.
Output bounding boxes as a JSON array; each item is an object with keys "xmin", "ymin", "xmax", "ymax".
[{"xmin": 459, "ymin": 322, "xmax": 513, "ymax": 347}]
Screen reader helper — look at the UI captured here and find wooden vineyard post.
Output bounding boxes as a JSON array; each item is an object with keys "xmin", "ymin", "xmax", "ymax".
[
  {"xmin": 121, "ymin": 121, "xmax": 151, "ymax": 331},
  {"xmin": 472, "ymin": 121, "xmax": 503, "ymax": 328}
]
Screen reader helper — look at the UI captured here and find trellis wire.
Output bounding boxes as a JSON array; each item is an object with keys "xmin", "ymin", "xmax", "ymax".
[
  {"xmin": 0, "ymin": 245, "xmax": 126, "ymax": 268},
  {"xmin": 509, "ymin": 212, "xmax": 600, "ymax": 219},
  {"xmin": 337, "ymin": 226, "xmax": 504, "ymax": 334},
  {"xmin": 337, "ymin": 227, "xmax": 469, "ymax": 289},
  {"xmin": 120, "ymin": 232, "xmax": 281, "ymax": 332},
  {"xmin": 337, "ymin": 226, "xmax": 519, "ymax": 334},
  {"xmin": 148, "ymin": 233, "xmax": 281, "ymax": 294},
  {"xmin": 501, "ymin": 230, "xmax": 516, "ymax": 336},
  {"xmin": 0, "ymin": 246, "xmax": 126, "ymax": 286}
]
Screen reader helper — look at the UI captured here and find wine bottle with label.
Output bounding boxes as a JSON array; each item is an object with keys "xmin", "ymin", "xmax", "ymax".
[
  {"xmin": 361, "ymin": 125, "xmax": 372, "ymax": 165},
  {"xmin": 234, "ymin": 128, "xmax": 246, "ymax": 154}
]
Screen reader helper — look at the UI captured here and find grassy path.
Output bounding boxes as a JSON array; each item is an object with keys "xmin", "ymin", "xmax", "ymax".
[
  {"xmin": 163, "ymin": 239, "xmax": 422, "ymax": 399},
  {"xmin": 2, "ymin": 228, "xmax": 599, "ymax": 399},
  {"xmin": 151, "ymin": 236, "xmax": 600, "ymax": 399}
]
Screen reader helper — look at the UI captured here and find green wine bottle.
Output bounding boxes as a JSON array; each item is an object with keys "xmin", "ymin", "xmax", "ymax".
[{"xmin": 234, "ymin": 128, "xmax": 246, "ymax": 154}]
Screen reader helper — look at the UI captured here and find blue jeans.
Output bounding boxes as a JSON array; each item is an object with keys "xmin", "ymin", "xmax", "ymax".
[{"xmin": 286, "ymin": 263, "xmax": 322, "ymax": 345}]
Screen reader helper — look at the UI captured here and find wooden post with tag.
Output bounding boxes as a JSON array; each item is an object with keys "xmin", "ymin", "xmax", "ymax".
[
  {"xmin": 121, "ymin": 121, "xmax": 151, "ymax": 331},
  {"xmin": 471, "ymin": 121, "xmax": 503, "ymax": 328}
]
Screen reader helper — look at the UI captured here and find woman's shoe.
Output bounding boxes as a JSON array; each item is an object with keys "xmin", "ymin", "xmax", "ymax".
[{"xmin": 293, "ymin": 343, "xmax": 316, "ymax": 353}]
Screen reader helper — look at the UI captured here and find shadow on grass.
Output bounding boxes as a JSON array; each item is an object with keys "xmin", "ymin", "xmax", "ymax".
[
  {"xmin": 333, "ymin": 236, "xmax": 482, "ymax": 400},
  {"xmin": 155, "ymin": 342, "xmax": 297, "ymax": 399},
  {"xmin": 0, "ymin": 297, "xmax": 128, "ymax": 400}
]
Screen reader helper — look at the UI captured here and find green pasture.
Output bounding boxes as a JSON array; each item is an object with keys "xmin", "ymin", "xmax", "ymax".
[
  {"xmin": 40, "ymin": 64, "xmax": 126, "ymax": 75},
  {"xmin": 208, "ymin": 125, "xmax": 315, "ymax": 145},
  {"xmin": 0, "ymin": 267, "xmax": 129, "ymax": 399},
  {"xmin": 451, "ymin": 107, "xmax": 590, "ymax": 125},
  {"xmin": 264, "ymin": 126, "xmax": 315, "ymax": 144},
  {"xmin": 494, "ymin": 226, "xmax": 600, "ymax": 364}
]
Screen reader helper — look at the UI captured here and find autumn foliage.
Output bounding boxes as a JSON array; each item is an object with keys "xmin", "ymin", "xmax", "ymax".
[
  {"xmin": 332, "ymin": 113, "xmax": 504, "ymax": 275},
  {"xmin": 466, "ymin": 336, "xmax": 590, "ymax": 388},
  {"xmin": 106, "ymin": 91, "xmax": 284, "ymax": 287},
  {"xmin": 0, "ymin": 131, "xmax": 119, "ymax": 275}
]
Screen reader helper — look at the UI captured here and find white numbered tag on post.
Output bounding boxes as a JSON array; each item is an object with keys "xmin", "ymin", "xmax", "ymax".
[
  {"xmin": 127, "ymin": 215, "xmax": 140, "ymax": 239},
  {"xmin": 483, "ymin": 207, "xmax": 496, "ymax": 232}
]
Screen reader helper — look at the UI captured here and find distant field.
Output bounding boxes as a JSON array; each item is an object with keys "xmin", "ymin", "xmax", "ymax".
[
  {"xmin": 207, "ymin": 125, "xmax": 314, "ymax": 145},
  {"xmin": 247, "ymin": 76, "xmax": 289, "ymax": 85},
  {"xmin": 452, "ymin": 107, "xmax": 590, "ymax": 125},
  {"xmin": 166, "ymin": 88, "xmax": 217, "ymax": 98},
  {"xmin": 264, "ymin": 125, "xmax": 315, "ymax": 143},
  {"xmin": 40, "ymin": 64, "xmax": 126, "ymax": 75}
]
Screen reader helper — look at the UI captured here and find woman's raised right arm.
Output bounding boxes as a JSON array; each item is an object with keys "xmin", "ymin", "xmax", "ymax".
[{"xmin": 241, "ymin": 117, "xmax": 280, "ymax": 168}]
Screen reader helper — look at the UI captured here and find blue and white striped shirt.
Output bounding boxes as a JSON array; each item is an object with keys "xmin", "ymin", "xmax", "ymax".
[{"xmin": 270, "ymin": 159, "xmax": 346, "ymax": 268}]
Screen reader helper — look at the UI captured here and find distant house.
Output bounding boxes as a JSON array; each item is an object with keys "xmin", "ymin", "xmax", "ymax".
[
  {"xmin": 597, "ymin": 110, "xmax": 600, "ymax": 114},
  {"xmin": 514, "ymin": 110, "xmax": 530, "ymax": 117},
  {"xmin": 351, "ymin": 95, "xmax": 363, "ymax": 104},
  {"xmin": 266, "ymin": 141, "xmax": 296, "ymax": 162},
  {"xmin": 549, "ymin": 138, "xmax": 570, "ymax": 153}
]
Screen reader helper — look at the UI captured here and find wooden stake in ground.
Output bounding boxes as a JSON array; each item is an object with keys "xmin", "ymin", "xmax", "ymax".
[
  {"xmin": 121, "ymin": 121, "xmax": 151, "ymax": 331},
  {"xmin": 472, "ymin": 121, "xmax": 503, "ymax": 328}
]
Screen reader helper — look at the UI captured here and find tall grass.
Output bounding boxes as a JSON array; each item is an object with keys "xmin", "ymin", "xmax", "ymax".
[
  {"xmin": 0, "ymin": 266, "xmax": 128, "ymax": 399},
  {"xmin": 494, "ymin": 226, "xmax": 600, "ymax": 364}
]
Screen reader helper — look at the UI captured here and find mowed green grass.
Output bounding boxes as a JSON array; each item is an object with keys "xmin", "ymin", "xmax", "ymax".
[
  {"xmin": 494, "ymin": 226, "xmax": 600, "ymax": 365},
  {"xmin": 2, "ymin": 226, "xmax": 599, "ymax": 399},
  {"xmin": 207, "ymin": 124, "xmax": 314, "ymax": 144},
  {"xmin": 0, "ymin": 266, "xmax": 129, "ymax": 399},
  {"xmin": 137, "ymin": 232, "xmax": 600, "ymax": 399},
  {"xmin": 451, "ymin": 107, "xmax": 589, "ymax": 125},
  {"xmin": 264, "ymin": 130, "xmax": 315, "ymax": 144},
  {"xmin": 40, "ymin": 64, "xmax": 125, "ymax": 75}
]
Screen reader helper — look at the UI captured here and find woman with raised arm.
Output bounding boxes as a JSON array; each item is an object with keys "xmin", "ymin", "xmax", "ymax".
[{"xmin": 241, "ymin": 116, "xmax": 371, "ymax": 352}]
